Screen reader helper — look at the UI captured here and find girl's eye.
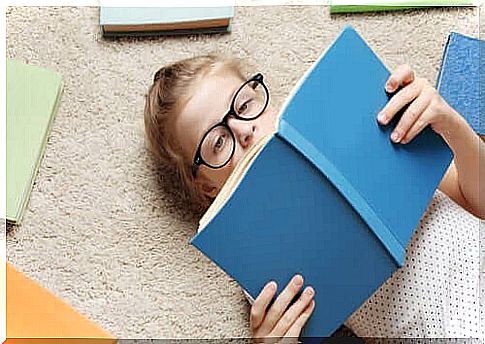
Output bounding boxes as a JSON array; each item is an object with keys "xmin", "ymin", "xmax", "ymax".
[
  {"xmin": 213, "ymin": 135, "xmax": 226, "ymax": 153},
  {"xmin": 238, "ymin": 99, "xmax": 253, "ymax": 114}
]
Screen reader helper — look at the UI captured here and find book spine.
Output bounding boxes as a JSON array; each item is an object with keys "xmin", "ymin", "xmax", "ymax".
[
  {"xmin": 101, "ymin": 25, "xmax": 230, "ymax": 37},
  {"xmin": 278, "ymin": 119, "xmax": 406, "ymax": 267}
]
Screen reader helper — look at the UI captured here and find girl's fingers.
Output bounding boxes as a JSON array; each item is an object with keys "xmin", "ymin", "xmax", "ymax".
[
  {"xmin": 401, "ymin": 107, "xmax": 434, "ymax": 144},
  {"xmin": 377, "ymin": 79, "xmax": 422, "ymax": 127},
  {"xmin": 259, "ymin": 274, "xmax": 304, "ymax": 333},
  {"xmin": 391, "ymin": 90, "xmax": 432, "ymax": 143},
  {"xmin": 385, "ymin": 64, "xmax": 415, "ymax": 93},
  {"xmin": 269, "ymin": 286, "xmax": 315, "ymax": 337},
  {"xmin": 251, "ymin": 281, "xmax": 278, "ymax": 330},
  {"xmin": 284, "ymin": 300, "xmax": 316, "ymax": 339}
]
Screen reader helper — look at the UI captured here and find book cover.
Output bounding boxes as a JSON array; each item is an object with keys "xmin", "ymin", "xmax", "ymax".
[
  {"xmin": 191, "ymin": 26, "xmax": 453, "ymax": 337},
  {"xmin": 436, "ymin": 32, "xmax": 484, "ymax": 135},
  {"xmin": 6, "ymin": 263, "xmax": 114, "ymax": 341},
  {"xmin": 329, "ymin": 0, "xmax": 474, "ymax": 13},
  {"xmin": 6, "ymin": 59, "xmax": 64, "ymax": 224},
  {"xmin": 99, "ymin": 7, "xmax": 234, "ymax": 36}
]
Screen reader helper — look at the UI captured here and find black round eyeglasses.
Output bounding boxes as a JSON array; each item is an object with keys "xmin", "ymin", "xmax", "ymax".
[{"xmin": 191, "ymin": 73, "xmax": 270, "ymax": 177}]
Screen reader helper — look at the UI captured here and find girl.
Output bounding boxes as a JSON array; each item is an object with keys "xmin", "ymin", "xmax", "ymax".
[{"xmin": 144, "ymin": 54, "xmax": 483, "ymax": 340}]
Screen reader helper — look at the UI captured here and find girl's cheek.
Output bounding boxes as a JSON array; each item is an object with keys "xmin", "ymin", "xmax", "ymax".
[{"xmin": 268, "ymin": 108, "xmax": 278, "ymax": 131}]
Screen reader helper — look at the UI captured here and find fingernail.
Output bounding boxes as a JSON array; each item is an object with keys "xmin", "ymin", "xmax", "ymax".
[
  {"xmin": 305, "ymin": 287, "xmax": 314, "ymax": 296},
  {"xmin": 293, "ymin": 274, "xmax": 303, "ymax": 286},
  {"xmin": 377, "ymin": 112, "xmax": 386, "ymax": 123},
  {"xmin": 386, "ymin": 80, "xmax": 395, "ymax": 92},
  {"xmin": 267, "ymin": 281, "xmax": 277, "ymax": 291},
  {"xmin": 391, "ymin": 131, "xmax": 401, "ymax": 143}
]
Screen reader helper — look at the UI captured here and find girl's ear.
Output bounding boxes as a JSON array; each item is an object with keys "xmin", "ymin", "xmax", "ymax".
[{"xmin": 194, "ymin": 175, "xmax": 218, "ymax": 198}]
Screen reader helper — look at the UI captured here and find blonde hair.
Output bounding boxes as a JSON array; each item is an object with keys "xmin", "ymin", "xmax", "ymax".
[{"xmin": 144, "ymin": 54, "xmax": 246, "ymax": 209}]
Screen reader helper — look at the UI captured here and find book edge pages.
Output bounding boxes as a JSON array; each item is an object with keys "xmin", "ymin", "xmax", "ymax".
[
  {"xmin": 102, "ymin": 18, "xmax": 230, "ymax": 33},
  {"xmin": 198, "ymin": 133, "xmax": 274, "ymax": 231},
  {"xmin": 435, "ymin": 32, "xmax": 455, "ymax": 90}
]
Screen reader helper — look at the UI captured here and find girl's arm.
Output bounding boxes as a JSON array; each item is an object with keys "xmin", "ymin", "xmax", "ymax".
[
  {"xmin": 437, "ymin": 116, "xmax": 484, "ymax": 219},
  {"xmin": 377, "ymin": 64, "xmax": 484, "ymax": 220}
]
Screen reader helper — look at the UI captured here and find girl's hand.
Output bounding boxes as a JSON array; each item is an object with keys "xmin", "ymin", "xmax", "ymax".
[
  {"xmin": 377, "ymin": 64, "xmax": 461, "ymax": 144},
  {"xmin": 377, "ymin": 64, "xmax": 485, "ymax": 219},
  {"xmin": 251, "ymin": 274, "xmax": 315, "ymax": 343}
]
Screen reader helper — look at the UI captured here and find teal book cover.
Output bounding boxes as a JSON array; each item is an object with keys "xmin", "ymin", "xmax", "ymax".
[
  {"xmin": 100, "ymin": 7, "xmax": 234, "ymax": 36},
  {"xmin": 191, "ymin": 26, "xmax": 453, "ymax": 337}
]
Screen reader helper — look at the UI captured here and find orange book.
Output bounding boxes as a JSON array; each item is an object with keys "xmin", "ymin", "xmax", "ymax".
[{"xmin": 6, "ymin": 262, "xmax": 115, "ymax": 344}]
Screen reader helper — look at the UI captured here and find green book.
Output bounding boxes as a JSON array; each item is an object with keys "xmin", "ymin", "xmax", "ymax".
[
  {"xmin": 6, "ymin": 59, "xmax": 64, "ymax": 224},
  {"xmin": 330, "ymin": 0, "xmax": 474, "ymax": 13},
  {"xmin": 99, "ymin": 7, "xmax": 234, "ymax": 36}
]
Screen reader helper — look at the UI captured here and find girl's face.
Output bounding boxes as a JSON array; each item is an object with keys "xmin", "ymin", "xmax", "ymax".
[{"xmin": 174, "ymin": 69, "xmax": 279, "ymax": 197}]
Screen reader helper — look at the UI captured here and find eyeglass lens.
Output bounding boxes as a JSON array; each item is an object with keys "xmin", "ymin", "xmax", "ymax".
[
  {"xmin": 234, "ymin": 80, "xmax": 267, "ymax": 119},
  {"xmin": 200, "ymin": 125, "xmax": 235, "ymax": 168}
]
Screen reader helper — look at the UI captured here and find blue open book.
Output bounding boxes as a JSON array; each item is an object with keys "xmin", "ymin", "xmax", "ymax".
[
  {"xmin": 191, "ymin": 26, "xmax": 453, "ymax": 337},
  {"xmin": 437, "ymin": 32, "xmax": 484, "ymax": 135}
]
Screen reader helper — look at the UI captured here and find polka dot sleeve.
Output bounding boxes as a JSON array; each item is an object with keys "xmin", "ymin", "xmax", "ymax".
[{"xmin": 345, "ymin": 189, "xmax": 481, "ymax": 338}]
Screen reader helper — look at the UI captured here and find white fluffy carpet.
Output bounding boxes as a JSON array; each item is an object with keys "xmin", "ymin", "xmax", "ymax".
[{"xmin": 6, "ymin": 5, "xmax": 480, "ymax": 338}]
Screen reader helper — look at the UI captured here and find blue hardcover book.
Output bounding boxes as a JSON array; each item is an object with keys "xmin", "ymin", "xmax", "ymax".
[
  {"xmin": 436, "ymin": 32, "xmax": 484, "ymax": 135},
  {"xmin": 191, "ymin": 26, "xmax": 453, "ymax": 337}
]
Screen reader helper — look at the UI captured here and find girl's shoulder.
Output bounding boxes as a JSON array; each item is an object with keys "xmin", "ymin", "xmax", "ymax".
[{"xmin": 429, "ymin": 188, "xmax": 481, "ymax": 224}]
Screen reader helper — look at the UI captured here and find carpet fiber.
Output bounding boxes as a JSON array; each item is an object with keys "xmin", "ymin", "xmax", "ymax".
[{"xmin": 6, "ymin": 5, "xmax": 480, "ymax": 338}]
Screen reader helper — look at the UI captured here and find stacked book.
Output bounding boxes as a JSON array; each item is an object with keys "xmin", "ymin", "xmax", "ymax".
[{"xmin": 100, "ymin": 7, "xmax": 234, "ymax": 36}]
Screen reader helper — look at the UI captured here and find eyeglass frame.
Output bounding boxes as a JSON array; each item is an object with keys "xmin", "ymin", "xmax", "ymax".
[{"xmin": 191, "ymin": 73, "xmax": 270, "ymax": 177}]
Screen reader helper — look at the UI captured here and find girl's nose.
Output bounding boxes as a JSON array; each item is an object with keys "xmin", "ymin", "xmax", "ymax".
[{"xmin": 227, "ymin": 117, "xmax": 256, "ymax": 149}]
